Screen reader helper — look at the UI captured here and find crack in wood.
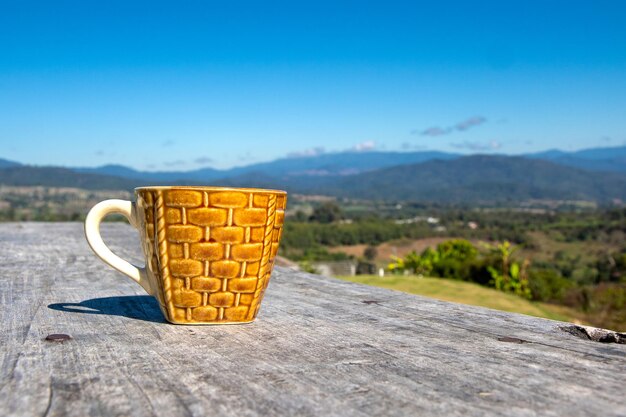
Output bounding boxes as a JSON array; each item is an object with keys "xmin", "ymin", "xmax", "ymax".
[{"xmin": 560, "ymin": 325, "xmax": 626, "ymax": 344}]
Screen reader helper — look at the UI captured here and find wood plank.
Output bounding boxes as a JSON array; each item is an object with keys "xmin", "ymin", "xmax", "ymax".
[{"xmin": 0, "ymin": 223, "xmax": 624, "ymax": 417}]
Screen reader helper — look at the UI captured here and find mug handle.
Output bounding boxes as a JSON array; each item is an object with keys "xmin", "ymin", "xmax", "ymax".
[{"xmin": 84, "ymin": 199, "xmax": 154, "ymax": 295}]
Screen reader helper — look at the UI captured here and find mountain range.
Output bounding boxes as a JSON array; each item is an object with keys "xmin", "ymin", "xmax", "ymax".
[
  {"xmin": 68, "ymin": 145, "xmax": 626, "ymax": 181},
  {"xmin": 526, "ymin": 146, "xmax": 626, "ymax": 173},
  {"xmin": 1, "ymin": 145, "xmax": 625, "ymax": 204},
  {"xmin": 308, "ymin": 155, "xmax": 626, "ymax": 204},
  {"xmin": 71, "ymin": 150, "xmax": 460, "ymax": 182}
]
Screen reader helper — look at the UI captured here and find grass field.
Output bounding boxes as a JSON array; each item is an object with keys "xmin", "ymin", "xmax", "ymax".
[{"xmin": 336, "ymin": 274, "xmax": 587, "ymax": 324}]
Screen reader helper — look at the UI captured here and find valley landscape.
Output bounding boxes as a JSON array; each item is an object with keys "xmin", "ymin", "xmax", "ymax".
[{"xmin": 1, "ymin": 145, "xmax": 625, "ymax": 331}]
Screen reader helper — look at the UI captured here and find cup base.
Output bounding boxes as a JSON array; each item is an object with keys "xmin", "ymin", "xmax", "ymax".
[{"xmin": 165, "ymin": 318, "xmax": 257, "ymax": 326}]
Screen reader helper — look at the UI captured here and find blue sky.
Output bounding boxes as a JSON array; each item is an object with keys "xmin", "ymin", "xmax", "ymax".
[{"xmin": 1, "ymin": 1, "xmax": 625, "ymax": 170}]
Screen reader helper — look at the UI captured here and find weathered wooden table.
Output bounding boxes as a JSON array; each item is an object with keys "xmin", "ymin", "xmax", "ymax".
[{"xmin": 1, "ymin": 223, "xmax": 625, "ymax": 417}]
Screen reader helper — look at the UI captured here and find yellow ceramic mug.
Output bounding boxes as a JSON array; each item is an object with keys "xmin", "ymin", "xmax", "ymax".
[{"xmin": 84, "ymin": 186, "xmax": 287, "ymax": 325}]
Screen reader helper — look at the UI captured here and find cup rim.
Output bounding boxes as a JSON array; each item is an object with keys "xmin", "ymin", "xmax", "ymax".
[{"xmin": 134, "ymin": 185, "xmax": 287, "ymax": 194}]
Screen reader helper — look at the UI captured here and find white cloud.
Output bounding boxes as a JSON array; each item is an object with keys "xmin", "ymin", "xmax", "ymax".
[
  {"xmin": 194, "ymin": 156, "xmax": 213, "ymax": 165},
  {"xmin": 286, "ymin": 141, "xmax": 376, "ymax": 159},
  {"xmin": 451, "ymin": 140, "xmax": 501, "ymax": 151},
  {"xmin": 413, "ymin": 116, "xmax": 487, "ymax": 137},
  {"xmin": 455, "ymin": 116, "xmax": 486, "ymax": 131},
  {"xmin": 287, "ymin": 147, "xmax": 326, "ymax": 158},
  {"xmin": 351, "ymin": 140, "xmax": 376, "ymax": 152},
  {"xmin": 418, "ymin": 127, "xmax": 450, "ymax": 137}
]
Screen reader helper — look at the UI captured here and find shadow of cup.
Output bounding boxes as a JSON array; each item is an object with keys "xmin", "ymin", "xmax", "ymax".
[{"xmin": 48, "ymin": 295, "xmax": 166, "ymax": 324}]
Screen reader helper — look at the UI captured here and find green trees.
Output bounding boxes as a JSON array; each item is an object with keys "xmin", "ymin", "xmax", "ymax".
[
  {"xmin": 432, "ymin": 239, "xmax": 478, "ymax": 281},
  {"xmin": 483, "ymin": 241, "xmax": 532, "ymax": 299},
  {"xmin": 438, "ymin": 239, "xmax": 478, "ymax": 261},
  {"xmin": 389, "ymin": 239, "xmax": 478, "ymax": 279},
  {"xmin": 389, "ymin": 249, "xmax": 438, "ymax": 276},
  {"xmin": 527, "ymin": 268, "xmax": 572, "ymax": 302},
  {"xmin": 389, "ymin": 239, "xmax": 532, "ymax": 299},
  {"xmin": 309, "ymin": 202, "xmax": 342, "ymax": 223}
]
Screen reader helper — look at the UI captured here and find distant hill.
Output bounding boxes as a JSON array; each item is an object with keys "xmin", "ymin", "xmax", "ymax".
[
  {"xmin": 4, "ymin": 145, "xmax": 626, "ymax": 184},
  {"xmin": 0, "ymin": 158, "xmax": 21, "ymax": 169},
  {"xmin": 74, "ymin": 164, "xmax": 150, "ymax": 180},
  {"xmin": 2, "ymin": 148, "xmax": 626, "ymax": 205},
  {"xmin": 527, "ymin": 145, "xmax": 626, "ymax": 173},
  {"xmin": 74, "ymin": 164, "xmax": 224, "ymax": 182},
  {"xmin": 75, "ymin": 150, "xmax": 460, "ymax": 182},
  {"xmin": 302, "ymin": 155, "xmax": 626, "ymax": 204},
  {"xmin": 226, "ymin": 150, "xmax": 459, "ymax": 177},
  {"xmin": 173, "ymin": 155, "xmax": 626, "ymax": 204},
  {"xmin": 0, "ymin": 166, "xmax": 144, "ymax": 190},
  {"xmin": 69, "ymin": 145, "xmax": 626, "ymax": 181}
]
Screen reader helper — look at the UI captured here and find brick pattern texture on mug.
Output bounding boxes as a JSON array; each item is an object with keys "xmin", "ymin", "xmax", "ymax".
[{"xmin": 137, "ymin": 188, "xmax": 286, "ymax": 324}]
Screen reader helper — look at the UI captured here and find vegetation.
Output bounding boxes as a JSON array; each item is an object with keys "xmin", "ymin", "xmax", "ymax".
[
  {"xmin": 283, "ymin": 202, "xmax": 626, "ymax": 331},
  {"xmin": 0, "ymin": 186, "xmax": 131, "ymax": 222},
  {"xmin": 309, "ymin": 202, "xmax": 343, "ymax": 223},
  {"xmin": 388, "ymin": 240, "xmax": 531, "ymax": 299}
]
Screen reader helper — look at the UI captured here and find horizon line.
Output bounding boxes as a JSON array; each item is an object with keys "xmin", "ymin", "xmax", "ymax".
[{"xmin": 2, "ymin": 142, "xmax": 624, "ymax": 173}]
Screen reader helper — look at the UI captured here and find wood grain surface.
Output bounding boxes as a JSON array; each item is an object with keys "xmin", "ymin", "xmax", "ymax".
[{"xmin": 1, "ymin": 223, "xmax": 624, "ymax": 417}]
